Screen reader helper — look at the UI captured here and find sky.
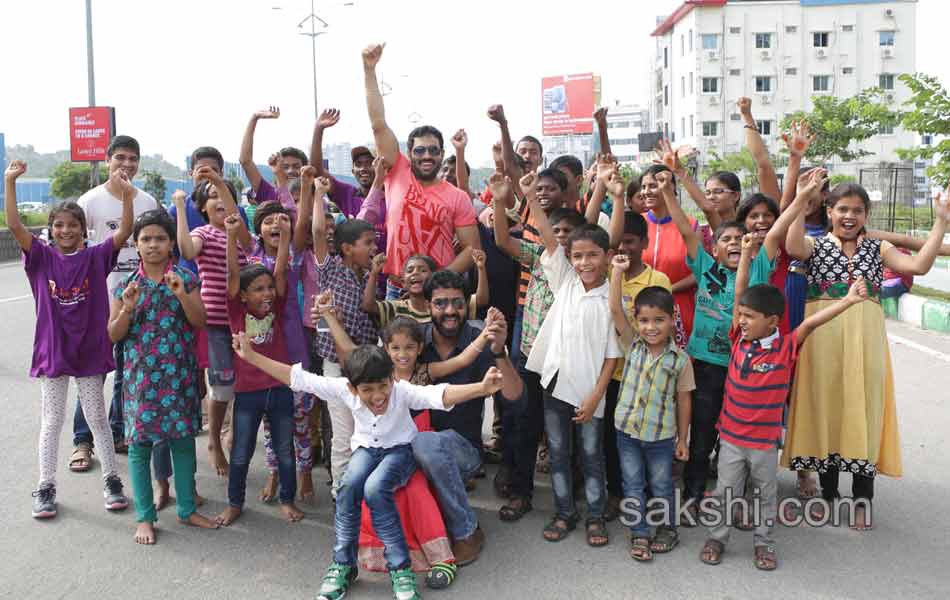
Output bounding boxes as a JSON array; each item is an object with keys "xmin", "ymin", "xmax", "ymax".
[{"xmin": 2, "ymin": 0, "xmax": 949, "ymax": 171}]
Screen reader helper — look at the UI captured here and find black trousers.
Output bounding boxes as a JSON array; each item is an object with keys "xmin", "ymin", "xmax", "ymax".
[{"xmin": 683, "ymin": 359, "xmax": 727, "ymax": 502}]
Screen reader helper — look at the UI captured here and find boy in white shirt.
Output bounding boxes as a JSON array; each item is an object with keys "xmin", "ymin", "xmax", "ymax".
[
  {"xmin": 522, "ymin": 172, "xmax": 622, "ymax": 548},
  {"xmin": 233, "ymin": 336, "xmax": 503, "ymax": 600}
]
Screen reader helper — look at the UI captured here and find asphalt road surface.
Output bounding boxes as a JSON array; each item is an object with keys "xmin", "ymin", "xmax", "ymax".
[{"xmin": 0, "ymin": 260, "xmax": 947, "ymax": 600}]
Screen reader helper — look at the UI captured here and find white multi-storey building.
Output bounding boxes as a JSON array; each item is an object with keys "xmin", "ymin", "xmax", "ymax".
[
  {"xmin": 324, "ymin": 142, "xmax": 353, "ymax": 175},
  {"xmin": 649, "ymin": 0, "xmax": 916, "ymax": 175},
  {"xmin": 603, "ymin": 102, "xmax": 651, "ymax": 166}
]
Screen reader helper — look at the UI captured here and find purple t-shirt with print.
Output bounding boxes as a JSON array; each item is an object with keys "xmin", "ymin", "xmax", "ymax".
[
  {"xmin": 247, "ymin": 242, "xmax": 309, "ymax": 368},
  {"xmin": 24, "ymin": 236, "xmax": 118, "ymax": 378}
]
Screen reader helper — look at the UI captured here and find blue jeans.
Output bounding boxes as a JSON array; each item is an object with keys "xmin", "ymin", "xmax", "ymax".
[
  {"xmin": 334, "ymin": 444, "xmax": 415, "ymax": 570},
  {"xmin": 412, "ymin": 430, "xmax": 481, "ymax": 540},
  {"xmin": 510, "ymin": 305, "xmax": 525, "ymax": 366},
  {"xmin": 73, "ymin": 343, "xmax": 124, "ymax": 446},
  {"xmin": 228, "ymin": 387, "xmax": 295, "ymax": 507},
  {"xmin": 616, "ymin": 432, "xmax": 675, "ymax": 537},
  {"xmin": 544, "ymin": 393, "xmax": 606, "ymax": 520}
]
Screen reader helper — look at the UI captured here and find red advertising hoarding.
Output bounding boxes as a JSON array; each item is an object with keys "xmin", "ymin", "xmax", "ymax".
[
  {"xmin": 69, "ymin": 107, "xmax": 116, "ymax": 162},
  {"xmin": 541, "ymin": 73, "xmax": 595, "ymax": 136}
]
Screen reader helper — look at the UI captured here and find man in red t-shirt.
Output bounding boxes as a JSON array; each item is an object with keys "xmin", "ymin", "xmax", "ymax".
[{"xmin": 361, "ymin": 43, "xmax": 480, "ymax": 296}]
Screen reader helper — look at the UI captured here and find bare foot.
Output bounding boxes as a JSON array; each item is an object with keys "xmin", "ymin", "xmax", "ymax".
[
  {"xmin": 260, "ymin": 472, "xmax": 279, "ymax": 503},
  {"xmin": 279, "ymin": 502, "xmax": 305, "ymax": 523},
  {"xmin": 155, "ymin": 479, "xmax": 172, "ymax": 511},
  {"xmin": 215, "ymin": 506, "xmax": 243, "ymax": 526},
  {"xmin": 850, "ymin": 504, "xmax": 873, "ymax": 531},
  {"xmin": 194, "ymin": 490, "xmax": 206, "ymax": 507},
  {"xmin": 179, "ymin": 511, "xmax": 220, "ymax": 529},
  {"xmin": 209, "ymin": 444, "xmax": 229, "ymax": 477},
  {"xmin": 298, "ymin": 470, "xmax": 315, "ymax": 504},
  {"xmin": 134, "ymin": 522, "xmax": 157, "ymax": 545},
  {"xmin": 796, "ymin": 471, "xmax": 818, "ymax": 499}
]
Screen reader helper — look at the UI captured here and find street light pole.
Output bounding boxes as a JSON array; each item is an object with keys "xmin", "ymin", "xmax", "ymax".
[
  {"xmin": 85, "ymin": 0, "xmax": 100, "ymax": 186},
  {"xmin": 298, "ymin": 1, "xmax": 328, "ymax": 121}
]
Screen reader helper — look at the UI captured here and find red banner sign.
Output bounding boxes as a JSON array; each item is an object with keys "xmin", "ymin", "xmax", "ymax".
[
  {"xmin": 69, "ymin": 107, "xmax": 115, "ymax": 162},
  {"xmin": 541, "ymin": 74, "xmax": 595, "ymax": 136}
]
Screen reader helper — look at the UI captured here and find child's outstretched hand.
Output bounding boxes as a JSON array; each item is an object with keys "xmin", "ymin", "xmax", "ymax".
[
  {"xmin": 606, "ymin": 169, "xmax": 625, "ymax": 199},
  {"xmin": 277, "ymin": 213, "xmax": 292, "ymax": 239},
  {"xmin": 481, "ymin": 366, "xmax": 504, "ymax": 394},
  {"xmin": 654, "ymin": 169, "xmax": 674, "ymax": 195},
  {"xmin": 254, "ymin": 106, "xmax": 280, "ymax": 120},
  {"xmin": 231, "ymin": 332, "xmax": 254, "ymax": 360},
  {"xmin": 847, "ymin": 276, "xmax": 869, "ymax": 304},
  {"xmin": 518, "ymin": 171, "xmax": 538, "ymax": 199},
  {"xmin": 4, "ymin": 159, "xmax": 26, "ymax": 180},
  {"xmin": 370, "ymin": 252, "xmax": 387, "ymax": 274},
  {"xmin": 487, "ymin": 172, "xmax": 511, "ymax": 201},
  {"xmin": 224, "ymin": 213, "xmax": 242, "ymax": 234},
  {"xmin": 300, "ymin": 165, "xmax": 317, "ymax": 185},
  {"xmin": 171, "ymin": 189, "xmax": 187, "ymax": 208},
  {"xmin": 451, "ymin": 129, "xmax": 468, "ymax": 151},
  {"xmin": 935, "ymin": 187, "xmax": 950, "ymax": 223},
  {"xmin": 782, "ymin": 119, "xmax": 816, "ymax": 158},
  {"xmin": 611, "ymin": 253, "xmax": 630, "ymax": 272},
  {"xmin": 121, "ymin": 281, "xmax": 140, "ymax": 312},
  {"xmin": 109, "ymin": 169, "xmax": 135, "ymax": 202},
  {"xmin": 737, "ymin": 96, "xmax": 752, "ymax": 119},
  {"xmin": 472, "ymin": 248, "xmax": 486, "ymax": 269},
  {"xmin": 164, "ymin": 271, "xmax": 185, "ymax": 296},
  {"xmin": 310, "ymin": 290, "xmax": 335, "ymax": 323},
  {"xmin": 741, "ymin": 232, "xmax": 761, "ymax": 253},
  {"xmin": 314, "ymin": 175, "xmax": 331, "ymax": 198}
]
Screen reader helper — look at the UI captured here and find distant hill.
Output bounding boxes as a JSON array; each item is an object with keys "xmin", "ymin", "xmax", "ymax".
[{"xmin": 5, "ymin": 145, "xmax": 186, "ymax": 179}]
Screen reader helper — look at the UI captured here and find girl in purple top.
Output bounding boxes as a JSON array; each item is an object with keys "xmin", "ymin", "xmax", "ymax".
[
  {"xmin": 5, "ymin": 160, "xmax": 131, "ymax": 520},
  {"xmin": 248, "ymin": 202, "xmax": 318, "ymax": 503}
]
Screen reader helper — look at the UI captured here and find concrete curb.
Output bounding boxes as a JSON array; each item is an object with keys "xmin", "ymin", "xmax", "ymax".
[{"xmin": 886, "ymin": 293, "xmax": 950, "ymax": 334}]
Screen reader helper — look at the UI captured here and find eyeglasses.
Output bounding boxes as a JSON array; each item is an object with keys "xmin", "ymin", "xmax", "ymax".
[
  {"xmin": 431, "ymin": 297, "xmax": 466, "ymax": 310},
  {"xmin": 705, "ymin": 188, "xmax": 732, "ymax": 196},
  {"xmin": 411, "ymin": 145, "xmax": 442, "ymax": 157}
]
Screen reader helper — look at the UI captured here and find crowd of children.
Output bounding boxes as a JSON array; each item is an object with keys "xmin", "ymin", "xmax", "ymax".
[{"xmin": 8, "ymin": 41, "xmax": 950, "ymax": 600}]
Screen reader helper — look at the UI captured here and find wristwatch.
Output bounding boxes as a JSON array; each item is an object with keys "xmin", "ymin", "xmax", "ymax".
[{"xmin": 492, "ymin": 346, "xmax": 509, "ymax": 360}]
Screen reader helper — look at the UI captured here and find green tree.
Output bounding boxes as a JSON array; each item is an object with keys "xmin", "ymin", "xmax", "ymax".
[
  {"xmin": 829, "ymin": 173, "xmax": 856, "ymax": 187},
  {"xmin": 703, "ymin": 148, "xmax": 761, "ymax": 191},
  {"xmin": 225, "ymin": 166, "xmax": 246, "ymax": 198},
  {"xmin": 779, "ymin": 88, "xmax": 900, "ymax": 164},
  {"xmin": 141, "ymin": 170, "xmax": 167, "ymax": 205},
  {"xmin": 49, "ymin": 162, "xmax": 107, "ymax": 200},
  {"xmin": 897, "ymin": 72, "xmax": 950, "ymax": 186}
]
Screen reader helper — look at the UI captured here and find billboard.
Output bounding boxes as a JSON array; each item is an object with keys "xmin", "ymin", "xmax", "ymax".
[
  {"xmin": 69, "ymin": 107, "xmax": 116, "ymax": 162},
  {"xmin": 542, "ymin": 73, "xmax": 596, "ymax": 136}
]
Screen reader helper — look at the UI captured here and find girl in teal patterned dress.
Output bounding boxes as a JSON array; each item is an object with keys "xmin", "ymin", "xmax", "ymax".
[{"xmin": 109, "ymin": 209, "xmax": 219, "ymax": 544}]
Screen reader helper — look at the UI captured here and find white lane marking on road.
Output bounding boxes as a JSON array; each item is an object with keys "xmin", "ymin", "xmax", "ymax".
[
  {"xmin": 0, "ymin": 294, "xmax": 31, "ymax": 304},
  {"xmin": 889, "ymin": 333, "xmax": 950, "ymax": 363}
]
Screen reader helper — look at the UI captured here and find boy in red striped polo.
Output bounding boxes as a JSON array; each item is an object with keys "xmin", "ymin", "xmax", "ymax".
[{"xmin": 700, "ymin": 234, "xmax": 869, "ymax": 572}]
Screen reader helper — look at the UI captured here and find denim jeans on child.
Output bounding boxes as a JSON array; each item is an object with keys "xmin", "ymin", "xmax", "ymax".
[
  {"xmin": 334, "ymin": 444, "xmax": 416, "ymax": 570},
  {"xmin": 684, "ymin": 359, "xmax": 727, "ymax": 503},
  {"xmin": 228, "ymin": 386, "xmax": 296, "ymax": 507},
  {"xmin": 616, "ymin": 432, "xmax": 675, "ymax": 537},
  {"xmin": 73, "ymin": 342, "xmax": 124, "ymax": 446},
  {"xmin": 412, "ymin": 429, "xmax": 482, "ymax": 540},
  {"xmin": 544, "ymin": 393, "xmax": 606, "ymax": 520}
]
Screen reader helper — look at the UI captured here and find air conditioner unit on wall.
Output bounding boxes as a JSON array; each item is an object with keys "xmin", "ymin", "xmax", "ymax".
[
  {"xmin": 816, "ymin": 48, "xmax": 826, "ymax": 58},
  {"xmin": 760, "ymin": 95, "xmax": 772, "ymax": 104},
  {"xmin": 707, "ymin": 50, "xmax": 719, "ymax": 61},
  {"xmin": 884, "ymin": 92, "xmax": 895, "ymax": 103},
  {"xmin": 882, "ymin": 47, "xmax": 894, "ymax": 59},
  {"xmin": 709, "ymin": 95, "xmax": 720, "ymax": 105},
  {"xmin": 761, "ymin": 49, "xmax": 772, "ymax": 60},
  {"xmin": 884, "ymin": 8, "xmax": 894, "ymax": 18}
]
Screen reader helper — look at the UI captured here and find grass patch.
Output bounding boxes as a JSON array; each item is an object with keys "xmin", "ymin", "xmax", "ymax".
[{"xmin": 0, "ymin": 211, "xmax": 50, "ymax": 228}]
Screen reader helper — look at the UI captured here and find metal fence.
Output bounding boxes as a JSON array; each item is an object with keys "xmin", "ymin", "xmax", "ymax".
[{"xmin": 859, "ymin": 165, "xmax": 933, "ymax": 233}]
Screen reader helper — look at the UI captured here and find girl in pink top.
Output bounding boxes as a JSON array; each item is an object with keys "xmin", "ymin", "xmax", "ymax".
[
  {"xmin": 174, "ymin": 168, "xmax": 253, "ymax": 477},
  {"xmin": 6, "ymin": 160, "xmax": 132, "ymax": 520}
]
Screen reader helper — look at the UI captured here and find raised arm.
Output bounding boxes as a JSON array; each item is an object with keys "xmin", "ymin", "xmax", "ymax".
[
  {"xmin": 784, "ymin": 169, "xmax": 825, "ymax": 261},
  {"xmin": 203, "ymin": 166, "xmax": 252, "ymax": 250},
  {"xmin": 738, "ymin": 97, "xmax": 780, "ymax": 203},
  {"xmin": 293, "ymin": 173, "xmax": 314, "ymax": 256},
  {"xmin": 172, "ymin": 190, "xmax": 200, "ymax": 260},
  {"xmin": 761, "ymin": 175, "xmax": 813, "ymax": 261},
  {"xmin": 232, "ymin": 332, "xmax": 293, "ymax": 385},
  {"xmin": 427, "ymin": 325, "xmax": 491, "ymax": 380},
  {"xmin": 308, "ymin": 108, "xmax": 339, "ymax": 179},
  {"xmin": 520, "ymin": 171, "xmax": 558, "ymax": 255},
  {"xmin": 594, "ymin": 107, "xmax": 612, "ymax": 157},
  {"xmin": 881, "ymin": 190, "xmax": 950, "ymax": 276},
  {"xmin": 488, "ymin": 172, "xmax": 520, "ymax": 258},
  {"xmin": 108, "ymin": 283, "xmax": 139, "ymax": 343},
  {"xmin": 733, "ymin": 233, "xmax": 757, "ymax": 323},
  {"xmin": 239, "ymin": 107, "xmax": 280, "ymax": 193},
  {"xmin": 657, "ymin": 168, "xmax": 699, "ymax": 260},
  {"xmin": 609, "ymin": 254, "xmax": 637, "ymax": 347},
  {"xmin": 488, "ymin": 104, "xmax": 521, "ymax": 191},
  {"xmin": 444, "ymin": 225, "xmax": 480, "ymax": 274},
  {"xmin": 166, "ymin": 270, "xmax": 206, "ymax": 329},
  {"xmin": 796, "ymin": 278, "xmax": 868, "ymax": 344},
  {"xmin": 3, "ymin": 160, "xmax": 32, "ymax": 251},
  {"xmin": 110, "ymin": 171, "xmax": 135, "ymax": 250},
  {"xmin": 305, "ymin": 168, "xmax": 333, "ymax": 263},
  {"xmin": 659, "ymin": 139, "xmax": 717, "ymax": 230},
  {"xmin": 869, "ymin": 229, "xmax": 950, "ymax": 257},
  {"xmin": 587, "ymin": 154, "xmax": 613, "ymax": 226},
  {"xmin": 362, "ymin": 44, "xmax": 399, "ymax": 166},
  {"xmin": 442, "ymin": 367, "xmax": 505, "ymax": 408},
  {"xmin": 312, "ymin": 294, "xmax": 358, "ymax": 364},
  {"xmin": 225, "ymin": 214, "xmax": 243, "ymax": 299},
  {"xmin": 780, "ymin": 120, "xmax": 815, "ymax": 211},
  {"xmin": 450, "ymin": 129, "xmax": 471, "ymax": 196},
  {"xmin": 362, "ymin": 253, "xmax": 386, "ymax": 315},
  {"xmin": 274, "ymin": 213, "xmax": 291, "ymax": 297},
  {"xmin": 356, "ymin": 157, "xmax": 389, "ymax": 225},
  {"xmin": 482, "ymin": 308, "xmax": 523, "ymax": 401},
  {"xmin": 604, "ymin": 170, "xmax": 626, "ymax": 249},
  {"xmin": 472, "ymin": 249, "xmax": 489, "ymax": 308}
]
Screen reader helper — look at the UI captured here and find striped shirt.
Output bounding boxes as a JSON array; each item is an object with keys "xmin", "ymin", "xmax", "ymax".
[
  {"xmin": 516, "ymin": 200, "xmax": 542, "ymax": 307},
  {"xmin": 720, "ymin": 328, "xmax": 797, "ymax": 450},
  {"xmin": 615, "ymin": 338, "xmax": 694, "ymax": 441},
  {"xmin": 375, "ymin": 296, "xmax": 477, "ymax": 330},
  {"xmin": 516, "ymin": 239, "xmax": 554, "ymax": 357},
  {"xmin": 193, "ymin": 225, "xmax": 246, "ymax": 326}
]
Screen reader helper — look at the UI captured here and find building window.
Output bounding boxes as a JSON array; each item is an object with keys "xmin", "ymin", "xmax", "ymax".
[
  {"xmin": 879, "ymin": 30, "xmax": 895, "ymax": 46},
  {"xmin": 813, "ymin": 75, "xmax": 831, "ymax": 92},
  {"xmin": 842, "ymin": 67, "xmax": 854, "ymax": 75},
  {"xmin": 730, "ymin": 113, "xmax": 742, "ymax": 121},
  {"xmin": 842, "ymin": 24, "xmax": 854, "ymax": 32},
  {"xmin": 754, "ymin": 76, "xmax": 772, "ymax": 93},
  {"xmin": 689, "ymin": 72, "xmax": 694, "ymax": 94},
  {"xmin": 664, "ymin": 85, "xmax": 668, "ymax": 106},
  {"xmin": 702, "ymin": 77, "xmax": 719, "ymax": 93},
  {"xmin": 689, "ymin": 115, "xmax": 694, "ymax": 137},
  {"xmin": 681, "ymin": 117, "xmax": 685, "ymax": 137},
  {"xmin": 813, "ymin": 32, "xmax": 829, "ymax": 47},
  {"xmin": 729, "ymin": 26, "xmax": 741, "ymax": 34},
  {"xmin": 681, "ymin": 76, "xmax": 685, "ymax": 97},
  {"xmin": 756, "ymin": 120, "xmax": 772, "ymax": 136},
  {"xmin": 681, "ymin": 34, "xmax": 685, "ymax": 56},
  {"xmin": 664, "ymin": 47, "xmax": 668, "ymax": 68},
  {"xmin": 689, "ymin": 29, "xmax": 693, "ymax": 52},
  {"xmin": 786, "ymin": 67, "xmax": 798, "ymax": 76},
  {"xmin": 702, "ymin": 122, "xmax": 719, "ymax": 137},
  {"xmin": 729, "ymin": 68, "xmax": 741, "ymax": 76},
  {"xmin": 914, "ymin": 176, "xmax": 927, "ymax": 184},
  {"xmin": 880, "ymin": 123, "xmax": 895, "ymax": 135},
  {"xmin": 702, "ymin": 34, "xmax": 718, "ymax": 50},
  {"xmin": 755, "ymin": 33, "xmax": 772, "ymax": 49},
  {"xmin": 785, "ymin": 25, "xmax": 797, "ymax": 34},
  {"xmin": 879, "ymin": 73, "xmax": 895, "ymax": 90}
]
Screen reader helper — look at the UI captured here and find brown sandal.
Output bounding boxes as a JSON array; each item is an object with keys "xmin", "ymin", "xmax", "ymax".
[
  {"xmin": 630, "ymin": 536, "xmax": 653, "ymax": 562},
  {"xmin": 754, "ymin": 545, "xmax": 778, "ymax": 571},
  {"xmin": 700, "ymin": 539, "xmax": 724, "ymax": 565},
  {"xmin": 586, "ymin": 518, "xmax": 609, "ymax": 547},
  {"xmin": 69, "ymin": 442, "xmax": 93, "ymax": 472}
]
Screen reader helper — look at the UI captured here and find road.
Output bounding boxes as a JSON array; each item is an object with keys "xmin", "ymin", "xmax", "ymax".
[{"xmin": 0, "ymin": 260, "xmax": 948, "ymax": 600}]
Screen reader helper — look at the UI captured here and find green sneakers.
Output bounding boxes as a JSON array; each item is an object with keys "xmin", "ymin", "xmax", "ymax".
[
  {"xmin": 390, "ymin": 567, "xmax": 421, "ymax": 600},
  {"xmin": 316, "ymin": 563, "xmax": 358, "ymax": 600}
]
